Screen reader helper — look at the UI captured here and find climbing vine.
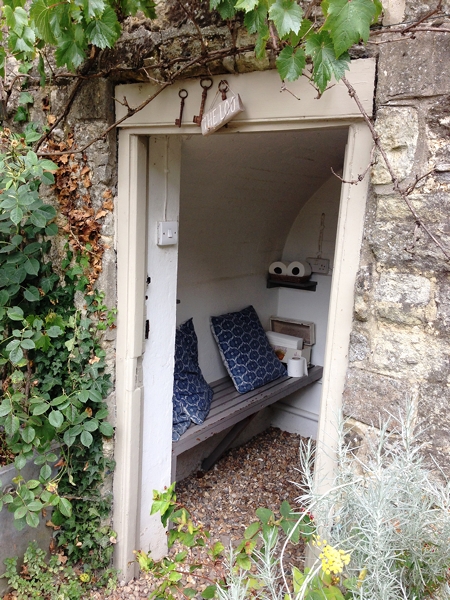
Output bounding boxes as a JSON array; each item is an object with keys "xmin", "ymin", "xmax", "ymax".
[
  {"xmin": 0, "ymin": 0, "xmax": 449, "ymax": 579},
  {"xmin": 0, "ymin": 125, "xmax": 116, "ymax": 568}
]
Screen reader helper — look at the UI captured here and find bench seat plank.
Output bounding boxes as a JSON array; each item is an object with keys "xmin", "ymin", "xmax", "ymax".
[{"xmin": 173, "ymin": 365, "xmax": 323, "ymax": 457}]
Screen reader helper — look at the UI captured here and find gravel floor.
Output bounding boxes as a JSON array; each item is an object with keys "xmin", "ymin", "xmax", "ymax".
[{"xmin": 92, "ymin": 427, "xmax": 309, "ymax": 600}]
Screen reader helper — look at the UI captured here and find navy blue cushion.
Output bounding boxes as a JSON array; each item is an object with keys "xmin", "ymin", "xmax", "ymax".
[
  {"xmin": 210, "ymin": 305, "xmax": 286, "ymax": 394},
  {"xmin": 172, "ymin": 319, "xmax": 213, "ymax": 442}
]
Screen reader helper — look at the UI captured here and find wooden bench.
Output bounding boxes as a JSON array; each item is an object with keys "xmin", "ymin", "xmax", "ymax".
[{"xmin": 172, "ymin": 365, "xmax": 323, "ymax": 479}]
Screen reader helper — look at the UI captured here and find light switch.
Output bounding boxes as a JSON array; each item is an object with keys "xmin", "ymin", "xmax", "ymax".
[{"xmin": 157, "ymin": 221, "xmax": 178, "ymax": 246}]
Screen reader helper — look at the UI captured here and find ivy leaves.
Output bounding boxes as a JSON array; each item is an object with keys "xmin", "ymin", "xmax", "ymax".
[
  {"xmin": 211, "ymin": 0, "xmax": 381, "ymax": 93},
  {"xmin": 1, "ymin": 0, "xmax": 157, "ymax": 75}
]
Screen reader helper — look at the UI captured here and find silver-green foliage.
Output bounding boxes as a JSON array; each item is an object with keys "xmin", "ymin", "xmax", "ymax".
[{"xmin": 298, "ymin": 405, "xmax": 450, "ymax": 599}]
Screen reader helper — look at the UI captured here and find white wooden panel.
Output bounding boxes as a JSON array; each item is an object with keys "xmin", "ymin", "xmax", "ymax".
[
  {"xmin": 139, "ymin": 136, "xmax": 181, "ymax": 557},
  {"xmin": 115, "ymin": 60, "xmax": 375, "ymax": 130}
]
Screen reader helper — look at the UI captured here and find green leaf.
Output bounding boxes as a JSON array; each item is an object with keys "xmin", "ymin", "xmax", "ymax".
[
  {"xmin": 244, "ymin": 4, "xmax": 267, "ymax": 34},
  {"xmin": 32, "ymin": 403, "xmax": 49, "ymax": 416},
  {"xmin": 0, "ymin": 289, "xmax": 9, "ymax": 306},
  {"xmin": 23, "ymin": 258, "xmax": 39, "ymax": 275},
  {"xmin": 54, "ymin": 27, "xmax": 87, "ymax": 71},
  {"xmin": 41, "ymin": 172, "xmax": 54, "ymax": 185},
  {"xmin": 5, "ymin": 413, "xmax": 20, "ymax": 436},
  {"xmin": 276, "ymin": 45, "xmax": 306, "ymax": 81},
  {"xmin": 80, "ymin": 430, "xmax": 93, "ymax": 447},
  {"xmin": 59, "ymin": 497, "xmax": 72, "ymax": 517},
  {"xmin": 40, "ymin": 464, "xmax": 52, "ymax": 481},
  {"xmin": 244, "ymin": 521, "xmax": 260, "ymax": 539},
  {"xmin": 85, "ymin": 6, "xmax": 121, "ymax": 49},
  {"xmin": 255, "ymin": 25, "xmax": 269, "ymax": 59},
  {"xmin": 24, "ymin": 286, "xmax": 40, "ymax": 302},
  {"xmin": 0, "ymin": 399, "xmax": 12, "ymax": 417},
  {"xmin": 48, "ymin": 410, "xmax": 64, "ymax": 428},
  {"xmin": 10, "ymin": 206, "xmax": 23, "ymax": 225},
  {"xmin": 9, "ymin": 344, "xmax": 24, "ymax": 364},
  {"xmin": 39, "ymin": 159, "xmax": 58, "ymax": 171},
  {"xmin": 83, "ymin": 0, "xmax": 106, "ymax": 19},
  {"xmin": 45, "ymin": 222, "xmax": 58, "ymax": 236},
  {"xmin": 305, "ymin": 31, "xmax": 350, "ymax": 92},
  {"xmin": 22, "ymin": 426, "xmax": 36, "ymax": 443},
  {"xmin": 256, "ymin": 507, "xmax": 274, "ymax": 524},
  {"xmin": 18, "ymin": 91, "xmax": 34, "ymax": 105},
  {"xmin": 235, "ymin": 0, "xmax": 258, "ymax": 12},
  {"xmin": 27, "ymin": 500, "xmax": 44, "ymax": 512},
  {"xmin": 183, "ymin": 589, "xmax": 197, "ymax": 599},
  {"xmin": 14, "ymin": 453, "xmax": 27, "ymax": 470},
  {"xmin": 201, "ymin": 585, "xmax": 217, "ymax": 599},
  {"xmin": 20, "ymin": 338, "xmax": 36, "ymax": 349},
  {"xmin": 26, "ymin": 511, "xmax": 40, "ymax": 527},
  {"xmin": 14, "ymin": 506, "xmax": 28, "ymax": 520},
  {"xmin": 99, "ymin": 421, "xmax": 114, "ymax": 437},
  {"xmin": 214, "ymin": 0, "xmax": 236, "ymax": 19},
  {"xmin": 83, "ymin": 419, "xmax": 99, "ymax": 432},
  {"xmin": 7, "ymin": 306, "xmax": 24, "ymax": 321},
  {"xmin": 30, "ymin": 0, "xmax": 57, "ymax": 44},
  {"xmin": 324, "ymin": 0, "xmax": 377, "ymax": 57},
  {"xmin": 47, "ymin": 325, "xmax": 62, "ymax": 337},
  {"xmin": 268, "ymin": 0, "xmax": 303, "ymax": 39}
]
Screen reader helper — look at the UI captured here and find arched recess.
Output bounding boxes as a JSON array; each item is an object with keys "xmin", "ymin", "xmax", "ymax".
[{"xmin": 113, "ymin": 62, "xmax": 375, "ymax": 578}]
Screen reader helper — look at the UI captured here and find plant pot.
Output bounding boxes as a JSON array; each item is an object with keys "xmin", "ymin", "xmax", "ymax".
[{"xmin": 0, "ymin": 460, "xmax": 54, "ymax": 595}]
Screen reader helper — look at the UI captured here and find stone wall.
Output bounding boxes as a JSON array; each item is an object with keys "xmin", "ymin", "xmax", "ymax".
[{"xmin": 343, "ymin": 1, "xmax": 450, "ymax": 471}]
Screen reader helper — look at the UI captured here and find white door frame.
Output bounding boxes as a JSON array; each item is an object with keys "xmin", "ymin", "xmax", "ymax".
[{"xmin": 113, "ymin": 62, "xmax": 375, "ymax": 579}]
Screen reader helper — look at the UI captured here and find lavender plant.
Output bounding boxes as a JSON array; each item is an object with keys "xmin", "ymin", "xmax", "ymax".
[{"xmin": 297, "ymin": 404, "xmax": 450, "ymax": 599}]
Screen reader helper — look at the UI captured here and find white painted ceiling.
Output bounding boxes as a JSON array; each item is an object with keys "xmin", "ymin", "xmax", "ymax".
[{"xmin": 178, "ymin": 127, "xmax": 348, "ymax": 284}]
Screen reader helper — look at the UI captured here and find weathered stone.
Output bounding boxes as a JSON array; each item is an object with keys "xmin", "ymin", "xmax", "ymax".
[
  {"xmin": 417, "ymin": 381, "xmax": 450, "ymax": 474},
  {"xmin": 343, "ymin": 367, "xmax": 412, "ymax": 426},
  {"xmin": 435, "ymin": 273, "xmax": 450, "ymax": 334},
  {"xmin": 372, "ymin": 327, "xmax": 448, "ymax": 380},
  {"xmin": 349, "ymin": 330, "xmax": 370, "ymax": 362},
  {"xmin": 371, "ymin": 107, "xmax": 419, "ymax": 185},
  {"xmin": 368, "ymin": 216, "xmax": 450, "ymax": 272},
  {"xmin": 71, "ymin": 79, "xmax": 115, "ymax": 122},
  {"xmin": 377, "ymin": 31, "xmax": 450, "ymax": 101},
  {"xmin": 375, "ymin": 272, "xmax": 431, "ymax": 305}
]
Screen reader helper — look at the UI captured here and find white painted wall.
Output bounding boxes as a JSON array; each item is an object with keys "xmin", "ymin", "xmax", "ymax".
[
  {"xmin": 177, "ymin": 137, "xmax": 344, "ymax": 440},
  {"xmin": 271, "ymin": 176, "xmax": 342, "ymax": 437},
  {"xmin": 177, "ymin": 130, "xmax": 345, "ymax": 382}
]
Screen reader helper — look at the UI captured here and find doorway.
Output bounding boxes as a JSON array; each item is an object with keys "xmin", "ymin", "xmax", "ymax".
[{"xmin": 113, "ymin": 63, "xmax": 375, "ymax": 578}]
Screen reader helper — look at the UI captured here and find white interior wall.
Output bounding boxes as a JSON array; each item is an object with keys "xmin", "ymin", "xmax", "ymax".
[
  {"xmin": 271, "ymin": 176, "xmax": 342, "ymax": 437},
  {"xmin": 176, "ymin": 132, "xmax": 345, "ymax": 443}
]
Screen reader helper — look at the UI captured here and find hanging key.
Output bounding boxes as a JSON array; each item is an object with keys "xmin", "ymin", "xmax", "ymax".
[
  {"xmin": 218, "ymin": 80, "xmax": 229, "ymax": 101},
  {"xmin": 193, "ymin": 77, "xmax": 213, "ymax": 126},
  {"xmin": 175, "ymin": 89, "xmax": 188, "ymax": 127}
]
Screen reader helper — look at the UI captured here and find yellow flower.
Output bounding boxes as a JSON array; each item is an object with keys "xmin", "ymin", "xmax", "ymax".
[{"xmin": 316, "ymin": 541, "xmax": 351, "ymax": 575}]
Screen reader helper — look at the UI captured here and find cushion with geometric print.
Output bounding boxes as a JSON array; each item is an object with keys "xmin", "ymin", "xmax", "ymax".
[
  {"xmin": 172, "ymin": 318, "xmax": 213, "ymax": 442},
  {"xmin": 210, "ymin": 305, "xmax": 286, "ymax": 394}
]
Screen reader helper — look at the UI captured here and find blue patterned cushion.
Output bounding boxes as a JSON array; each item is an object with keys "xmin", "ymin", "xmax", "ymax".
[
  {"xmin": 210, "ymin": 305, "xmax": 287, "ymax": 394},
  {"xmin": 172, "ymin": 319, "xmax": 213, "ymax": 442}
]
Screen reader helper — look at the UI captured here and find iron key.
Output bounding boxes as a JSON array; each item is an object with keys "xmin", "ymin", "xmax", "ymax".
[
  {"xmin": 193, "ymin": 77, "xmax": 213, "ymax": 126},
  {"xmin": 175, "ymin": 89, "xmax": 188, "ymax": 127}
]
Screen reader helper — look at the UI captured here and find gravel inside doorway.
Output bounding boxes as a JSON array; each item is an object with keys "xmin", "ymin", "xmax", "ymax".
[{"xmin": 96, "ymin": 427, "xmax": 311, "ymax": 599}]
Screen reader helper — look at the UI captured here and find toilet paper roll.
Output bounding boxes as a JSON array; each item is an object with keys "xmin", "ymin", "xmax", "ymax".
[
  {"xmin": 286, "ymin": 261, "xmax": 312, "ymax": 278},
  {"xmin": 287, "ymin": 356, "xmax": 307, "ymax": 377},
  {"xmin": 269, "ymin": 261, "xmax": 287, "ymax": 275}
]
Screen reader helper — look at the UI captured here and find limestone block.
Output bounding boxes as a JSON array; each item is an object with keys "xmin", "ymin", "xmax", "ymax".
[
  {"xmin": 435, "ymin": 273, "xmax": 450, "ymax": 334},
  {"xmin": 372, "ymin": 327, "xmax": 448, "ymax": 380},
  {"xmin": 375, "ymin": 271, "xmax": 431, "ymax": 305},
  {"xmin": 71, "ymin": 79, "xmax": 115, "ymax": 122},
  {"xmin": 349, "ymin": 330, "xmax": 370, "ymax": 362},
  {"xmin": 368, "ymin": 217, "xmax": 450, "ymax": 272},
  {"xmin": 371, "ymin": 107, "xmax": 419, "ymax": 184},
  {"xmin": 343, "ymin": 367, "xmax": 412, "ymax": 426},
  {"xmin": 377, "ymin": 32, "xmax": 450, "ymax": 101},
  {"xmin": 417, "ymin": 381, "xmax": 450, "ymax": 475}
]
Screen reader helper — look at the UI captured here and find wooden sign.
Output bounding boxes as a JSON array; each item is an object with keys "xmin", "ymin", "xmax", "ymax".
[{"xmin": 201, "ymin": 92, "xmax": 244, "ymax": 136}]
